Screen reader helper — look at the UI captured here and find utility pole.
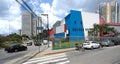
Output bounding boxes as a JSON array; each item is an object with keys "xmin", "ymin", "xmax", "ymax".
[{"xmin": 41, "ymin": 14, "xmax": 49, "ymax": 47}]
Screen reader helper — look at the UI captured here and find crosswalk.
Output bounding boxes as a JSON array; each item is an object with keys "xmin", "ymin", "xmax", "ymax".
[{"xmin": 23, "ymin": 53, "xmax": 70, "ymax": 64}]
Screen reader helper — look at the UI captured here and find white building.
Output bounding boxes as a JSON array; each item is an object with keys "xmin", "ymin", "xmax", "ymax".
[
  {"xmin": 22, "ymin": 11, "xmax": 33, "ymax": 37},
  {"xmin": 33, "ymin": 17, "xmax": 42, "ymax": 36}
]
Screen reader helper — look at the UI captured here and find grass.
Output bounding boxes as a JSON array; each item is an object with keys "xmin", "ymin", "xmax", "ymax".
[{"xmin": 53, "ymin": 40, "xmax": 85, "ymax": 50}]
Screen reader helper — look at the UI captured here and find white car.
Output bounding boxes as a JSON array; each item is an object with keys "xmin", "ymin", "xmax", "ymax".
[
  {"xmin": 82, "ymin": 41, "xmax": 100, "ymax": 49},
  {"xmin": 43, "ymin": 40, "xmax": 48, "ymax": 45}
]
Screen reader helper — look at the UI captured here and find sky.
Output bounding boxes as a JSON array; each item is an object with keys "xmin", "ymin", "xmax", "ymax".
[{"xmin": 0, "ymin": 0, "xmax": 120, "ymax": 35}]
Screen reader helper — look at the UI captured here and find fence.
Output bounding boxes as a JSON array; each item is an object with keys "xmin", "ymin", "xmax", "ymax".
[
  {"xmin": 51, "ymin": 36, "xmax": 85, "ymax": 50},
  {"xmin": 51, "ymin": 36, "xmax": 120, "ymax": 50}
]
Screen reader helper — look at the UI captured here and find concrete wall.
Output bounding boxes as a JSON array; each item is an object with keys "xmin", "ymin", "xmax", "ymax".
[{"xmin": 81, "ymin": 12, "xmax": 99, "ymax": 38}]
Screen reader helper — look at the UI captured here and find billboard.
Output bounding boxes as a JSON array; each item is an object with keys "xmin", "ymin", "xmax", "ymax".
[{"xmin": 55, "ymin": 24, "xmax": 66, "ymax": 34}]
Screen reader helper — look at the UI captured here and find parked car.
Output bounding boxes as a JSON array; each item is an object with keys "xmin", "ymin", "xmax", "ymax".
[
  {"xmin": 4, "ymin": 44, "xmax": 27, "ymax": 53},
  {"xmin": 82, "ymin": 41, "xmax": 101, "ymax": 49},
  {"xmin": 101, "ymin": 40, "xmax": 114, "ymax": 47},
  {"xmin": 111, "ymin": 39, "xmax": 120, "ymax": 45},
  {"xmin": 34, "ymin": 41, "xmax": 42, "ymax": 46},
  {"xmin": 43, "ymin": 40, "xmax": 48, "ymax": 45},
  {"xmin": 26, "ymin": 42, "xmax": 32, "ymax": 46}
]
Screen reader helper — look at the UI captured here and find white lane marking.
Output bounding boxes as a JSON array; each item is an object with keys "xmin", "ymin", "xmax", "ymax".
[
  {"xmin": 37, "ymin": 58, "xmax": 68, "ymax": 64},
  {"xmin": 29, "ymin": 53, "xmax": 66, "ymax": 61},
  {"xmin": 56, "ymin": 61, "xmax": 70, "ymax": 64},
  {"xmin": 23, "ymin": 53, "xmax": 67, "ymax": 64}
]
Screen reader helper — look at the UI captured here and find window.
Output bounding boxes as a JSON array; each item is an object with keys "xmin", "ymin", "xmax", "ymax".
[
  {"xmin": 74, "ymin": 21, "xmax": 76, "ymax": 24},
  {"xmin": 80, "ymin": 21, "xmax": 83, "ymax": 25}
]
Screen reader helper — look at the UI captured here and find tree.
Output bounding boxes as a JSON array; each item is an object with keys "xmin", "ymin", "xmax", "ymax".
[
  {"xmin": 0, "ymin": 35, "xmax": 11, "ymax": 47},
  {"xmin": 0, "ymin": 35, "xmax": 5, "ymax": 47},
  {"xmin": 43, "ymin": 30, "xmax": 48, "ymax": 39},
  {"xmin": 8, "ymin": 33, "xmax": 22, "ymax": 42},
  {"xmin": 88, "ymin": 24, "xmax": 117, "ymax": 37},
  {"xmin": 21, "ymin": 34, "xmax": 29, "ymax": 41}
]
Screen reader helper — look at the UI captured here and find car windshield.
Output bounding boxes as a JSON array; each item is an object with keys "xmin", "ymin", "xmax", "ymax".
[
  {"xmin": 92, "ymin": 42, "xmax": 97, "ymax": 43},
  {"xmin": 9, "ymin": 44, "xmax": 17, "ymax": 47},
  {"xmin": 84, "ymin": 42, "xmax": 90, "ymax": 44}
]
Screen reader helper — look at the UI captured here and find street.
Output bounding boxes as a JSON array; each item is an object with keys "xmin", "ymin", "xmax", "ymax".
[
  {"xmin": 0, "ymin": 44, "xmax": 47, "ymax": 64},
  {"xmin": 23, "ymin": 45, "xmax": 120, "ymax": 64},
  {"xmin": 67, "ymin": 45, "xmax": 120, "ymax": 64},
  {"xmin": 1, "ymin": 43, "xmax": 120, "ymax": 64}
]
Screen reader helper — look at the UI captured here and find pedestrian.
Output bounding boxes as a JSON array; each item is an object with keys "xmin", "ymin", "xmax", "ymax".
[{"xmin": 75, "ymin": 43, "xmax": 79, "ymax": 50}]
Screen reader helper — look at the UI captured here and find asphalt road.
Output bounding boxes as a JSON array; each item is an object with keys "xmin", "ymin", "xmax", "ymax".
[
  {"xmin": 0, "ymin": 45, "xmax": 46, "ymax": 64},
  {"xmin": 67, "ymin": 45, "xmax": 120, "ymax": 64}
]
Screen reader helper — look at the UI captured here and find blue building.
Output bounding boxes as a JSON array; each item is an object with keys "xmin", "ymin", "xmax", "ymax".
[
  {"xmin": 54, "ymin": 10, "xmax": 99, "ymax": 41},
  {"xmin": 55, "ymin": 10, "xmax": 85, "ymax": 41},
  {"xmin": 65, "ymin": 10, "xmax": 85, "ymax": 41}
]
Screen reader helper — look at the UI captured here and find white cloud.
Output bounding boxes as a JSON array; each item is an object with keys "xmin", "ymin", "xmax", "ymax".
[
  {"xmin": 0, "ymin": 0, "xmax": 21, "ymax": 35},
  {"xmin": 40, "ymin": 3, "xmax": 62, "ymax": 28},
  {"xmin": 0, "ymin": 20, "xmax": 10, "ymax": 34},
  {"xmin": 0, "ymin": 0, "xmax": 113, "ymax": 35},
  {"xmin": 39, "ymin": 0, "xmax": 89, "ymax": 29}
]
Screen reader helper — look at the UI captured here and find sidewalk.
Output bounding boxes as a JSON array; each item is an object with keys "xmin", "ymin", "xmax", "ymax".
[{"xmin": 33, "ymin": 42, "xmax": 75, "ymax": 57}]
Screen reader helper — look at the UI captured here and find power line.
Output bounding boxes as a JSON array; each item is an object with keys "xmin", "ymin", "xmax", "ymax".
[
  {"xmin": 16, "ymin": 0, "xmax": 37, "ymax": 17},
  {"xmin": 16, "ymin": 0, "xmax": 47, "ymax": 27},
  {"xmin": 16, "ymin": 0, "xmax": 29, "ymax": 12},
  {"xmin": 21, "ymin": 0, "xmax": 37, "ymax": 17}
]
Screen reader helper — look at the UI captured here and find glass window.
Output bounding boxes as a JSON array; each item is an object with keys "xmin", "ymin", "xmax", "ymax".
[
  {"xmin": 81, "ymin": 21, "xmax": 83, "ymax": 25},
  {"xmin": 92, "ymin": 42, "xmax": 97, "ymax": 43},
  {"xmin": 74, "ymin": 21, "xmax": 76, "ymax": 24}
]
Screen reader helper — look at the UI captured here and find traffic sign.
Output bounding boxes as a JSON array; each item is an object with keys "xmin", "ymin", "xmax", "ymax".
[{"xmin": 37, "ymin": 27, "xmax": 43, "ymax": 30}]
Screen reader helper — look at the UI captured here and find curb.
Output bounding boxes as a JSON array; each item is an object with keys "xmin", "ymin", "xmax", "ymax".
[
  {"xmin": 35, "ymin": 49, "xmax": 75, "ymax": 57},
  {"xmin": 21, "ymin": 46, "xmax": 49, "ymax": 64}
]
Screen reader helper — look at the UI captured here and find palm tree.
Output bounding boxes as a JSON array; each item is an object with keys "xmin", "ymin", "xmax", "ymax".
[{"xmin": 88, "ymin": 24, "xmax": 117, "ymax": 37}]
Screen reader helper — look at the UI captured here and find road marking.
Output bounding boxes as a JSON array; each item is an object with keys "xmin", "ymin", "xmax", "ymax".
[
  {"xmin": 28, "ymin": 53, "xmax": 66, "ymax": 61},
  {"xmin": 23, "ymin": 53, "xmax": 70, "ymax": 64},
  {"xmin": 37, "ymin": 58, "xmax": 68, "ymax": 64},
  {"xmin": 56, "ymin": 61, "xmax": 70, "ymax": 64}
]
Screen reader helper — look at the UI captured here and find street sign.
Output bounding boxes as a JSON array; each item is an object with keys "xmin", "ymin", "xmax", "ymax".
[{"xmin": 37, "ymin": 27, "xmax": 43, "ymax": 30}]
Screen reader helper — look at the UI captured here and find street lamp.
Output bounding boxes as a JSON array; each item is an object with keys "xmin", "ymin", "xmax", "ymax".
[{"xmin": 41, "ymin": 14, "xmax": 49, "ymax": 47}]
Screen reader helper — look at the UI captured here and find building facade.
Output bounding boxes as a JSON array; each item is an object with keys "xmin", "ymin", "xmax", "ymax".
[
  {"xmin": 33, "ymin": 17, "xmax": 42, "ymax": 36},
  {"xmin": 53, "ymin": 10, "xmax": 99, "ymax": 41},
  {"xmin": 22, "ymin": 11, "xmax": 33, "ymax": 37},
  {"xmin": 99, "ymin": 0, "xmax": 119, "ymax": 24}
]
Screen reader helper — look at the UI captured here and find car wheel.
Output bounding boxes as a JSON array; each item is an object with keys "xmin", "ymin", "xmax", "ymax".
[
  {"xmin": 14, "ymin": 49, "xmax": 18, "ymax": 52},
  {"xmin": 7, "ymin": 51, "xmax": 10, "ymax": 53},
  {"xmin": 98, "ymin": 45, "xmax": 102, "ymax": 48},
  {"xmin": 25, "ymin": 48, "xmax": 27, "ymax": 51},
  {"xmin": 91, "ymin": 46, "xmax": 93, "ymax": 50}
]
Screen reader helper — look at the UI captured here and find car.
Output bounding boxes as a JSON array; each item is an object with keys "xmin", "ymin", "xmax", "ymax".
[
  {"xmin": 101, "ymin": 40, "xmax": 114, "ymax": 47},
  {"xmin": 26, "ymin": 42, "xmax": 32, "ymax": 46},
  {"xmin": 4, "ymin": 44, "xmax": 27, "ymax": 53},
  {"xmin": 111, "ymin": 39, "xmax": 120, "ymax": 45},
  {"xmin": 82, "ymin": 41, "xmax": 101, "ymax": 49},
  {"xmin": 43, "ymin": 40, "xmax": 48, "ymax": 45},
  {"xmin": 34, "ymin": 41, "xmax": 42, "ymax": 46}
]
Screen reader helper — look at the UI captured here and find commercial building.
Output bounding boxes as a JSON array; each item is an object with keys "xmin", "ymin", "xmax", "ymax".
[
  {"xmin": 99, "ymin": 0, "xmax": 120, "ymax": 37},
  {"xmin": 53, "ymin": 10, "xmax": 99, "ymax": 41},
  {"xmin": 33, "ymin": 17, "xmax": 42, "ymax": 36},
  {"xmin": 99, "ymin": 0, "xmax": 119, "ymax": 23},
  {"xmin": 22, "ymin": 11, "xmax": 33, "ymax": 37}
]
